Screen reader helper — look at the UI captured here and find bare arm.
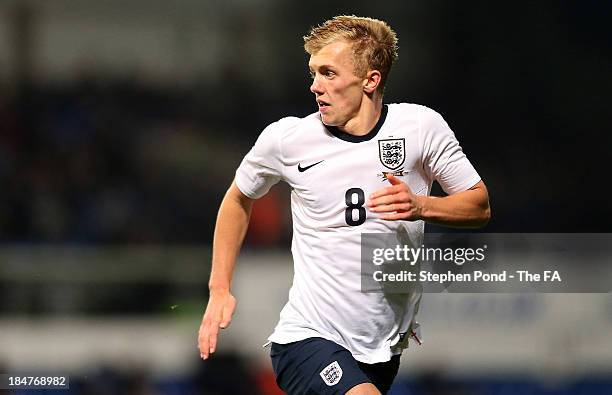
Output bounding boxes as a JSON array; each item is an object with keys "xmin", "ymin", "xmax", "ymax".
[
  {"xmin": 368, "ymin": 175, "xmax": 490, "ymax": 228},
  {"xmin": 417, "ymin": 180, "xmax": 490, "ymax": 227},
  {"xmin": 198, "ymin": 181, "xmax": 255, "ymax": 359},
  {"xmin": 209, "ymin": 181, "xmax": 255, "ymax": 291}
]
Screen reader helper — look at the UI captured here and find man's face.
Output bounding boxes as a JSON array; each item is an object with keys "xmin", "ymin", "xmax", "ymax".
[{"xmin": 308, "ymin": 41, "xmax": 366, "ymax": 127}]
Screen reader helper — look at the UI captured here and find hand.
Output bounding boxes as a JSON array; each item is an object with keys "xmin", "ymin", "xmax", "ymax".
[
  {"xmin": 367, "ymin": 174, "xmax": 424, "ymax": 221},
  {"xmin": 198, "ymin": 290, "xmax": 237, "ymax": 360}
]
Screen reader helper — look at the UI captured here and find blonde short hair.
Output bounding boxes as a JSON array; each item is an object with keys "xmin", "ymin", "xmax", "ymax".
[{"xmin": 303, "ymin": 15, "xmax": 399, "ymax": 93}]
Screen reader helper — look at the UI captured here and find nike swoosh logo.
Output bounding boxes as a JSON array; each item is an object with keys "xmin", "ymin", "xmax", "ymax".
[{"xmin": 298, "ymin": 160, "xmax": 324, "ymax": 172}]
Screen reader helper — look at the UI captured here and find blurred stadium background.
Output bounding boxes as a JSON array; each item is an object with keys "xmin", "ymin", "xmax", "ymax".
[{"xmin": 0, "ymin": 0, "xmax": 611, "ymax": 394}]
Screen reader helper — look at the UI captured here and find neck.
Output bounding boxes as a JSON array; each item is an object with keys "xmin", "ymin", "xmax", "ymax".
[{"xmin": 338, "ymin": 97, "xmax": 383, "ymax": 136}]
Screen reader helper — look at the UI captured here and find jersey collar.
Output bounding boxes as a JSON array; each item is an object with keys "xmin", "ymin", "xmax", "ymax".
[{"xmin": 326, "ymin": 104, "xmax": 388, "ymax": 143}]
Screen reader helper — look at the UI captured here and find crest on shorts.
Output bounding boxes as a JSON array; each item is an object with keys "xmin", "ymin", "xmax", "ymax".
[
  {"xmin": 378, "ymin": 138, "xmax": 405, "ymax": 170},
  {"xmin": 320, "ymin": 360, "xmax": 343, "ymax": 386}
]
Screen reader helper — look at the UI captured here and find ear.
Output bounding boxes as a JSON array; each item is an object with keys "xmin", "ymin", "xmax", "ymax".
[{"xmin": 363, "ymin": 70, "xmax": 382, "ymax": 94}]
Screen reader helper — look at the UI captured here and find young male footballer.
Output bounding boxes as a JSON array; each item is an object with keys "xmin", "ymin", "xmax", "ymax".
[{"xmin": 198, "ymin": 15, "xmax": 490, "ymax": 395}]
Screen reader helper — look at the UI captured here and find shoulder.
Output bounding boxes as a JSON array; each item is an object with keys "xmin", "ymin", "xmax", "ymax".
[
  {"xmin": 251, "ymin": 113, "xmax": 322, "ymax": 157},
  {"xmin": 386, "ymin": 103, "xmax": 446, "ymax": 125},
  {"xmin": 387, "ymin": 103, "xmax": 455, "ymax": 140},
  {"xmin": 252, "ymin": 116, "xmax": 300, "ymax": 151},
  {"xmin": 267, "ymin": 112, "xmax": 321, "ymax": 132},
  {"xmin": 417, "ymin": 105, "xmax": 449, "ymax": 130},
  {"xmin": 259, "ymin": 116, "xmax": 300, "ymax": 138},
  {"xmin": 259, "ymin": 113, "xmax": 320, "ymax": 140}
]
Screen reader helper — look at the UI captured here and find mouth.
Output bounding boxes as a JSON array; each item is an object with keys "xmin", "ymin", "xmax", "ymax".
[{"xmin": 317, "ymin": 100, "xmax": 331, "ymax": 111}]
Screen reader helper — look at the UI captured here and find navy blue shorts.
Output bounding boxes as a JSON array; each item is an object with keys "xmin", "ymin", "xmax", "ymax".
[{"xmin": 270, "ymin": 337, "xmax": 400, "ymax": 395}]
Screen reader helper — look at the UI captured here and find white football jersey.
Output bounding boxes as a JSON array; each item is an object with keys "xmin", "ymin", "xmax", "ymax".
[{"xmin": 235, "ymin": 103, "xmax": 481, "ymax": 363}]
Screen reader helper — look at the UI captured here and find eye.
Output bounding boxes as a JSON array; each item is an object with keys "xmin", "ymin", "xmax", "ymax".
[
  {"xmin": 324, "ymin": 70, "xmax": 335, "ymax": 78},
  {"xmin": 308, "ymin": 70, "xmax": 315, "ymax": 79}
]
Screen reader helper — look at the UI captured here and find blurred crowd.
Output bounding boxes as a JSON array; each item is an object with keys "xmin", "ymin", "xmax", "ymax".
[
  {"xmin": 0, "ymin": 77, "xmax": 287, "ymax": 244},
  {"xmin": 0, "ymin": 2, "xmax": 610, "ymax": 245}
]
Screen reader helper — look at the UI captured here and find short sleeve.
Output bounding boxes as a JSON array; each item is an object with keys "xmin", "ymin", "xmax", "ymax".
[
  {"xmin": 235, "ymin": 120, "xmax": 287, "ymax": 199},
  {"xmin": 419, "ymin": 107, "xmax": 481, "ymax": 195}
]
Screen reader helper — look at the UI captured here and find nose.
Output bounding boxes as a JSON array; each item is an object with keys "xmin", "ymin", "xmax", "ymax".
[{"xmin": 310, "ymin": 75, "xmax": 324, "ymax": 95}]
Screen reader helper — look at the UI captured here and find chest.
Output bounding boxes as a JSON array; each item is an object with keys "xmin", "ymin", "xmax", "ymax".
[{"xmin": 283, "ymin": 133, "xmax": 429, "ymax": 218}]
